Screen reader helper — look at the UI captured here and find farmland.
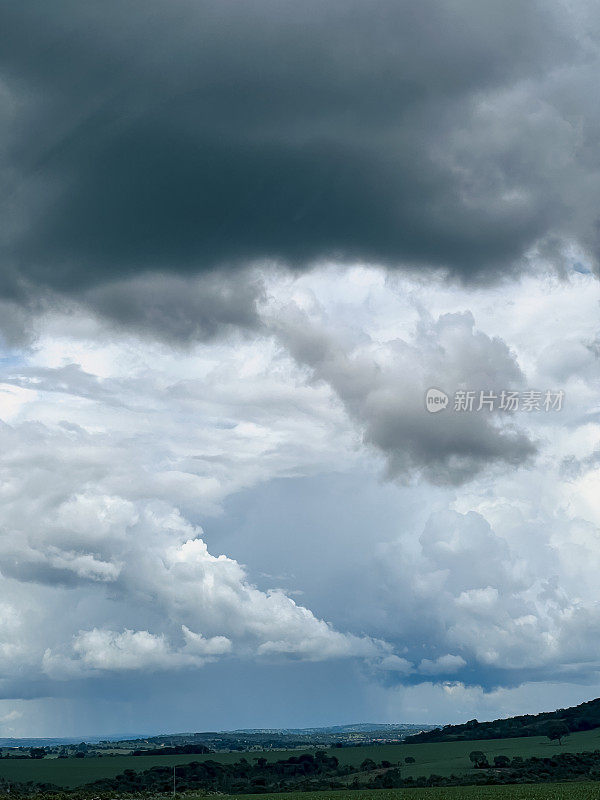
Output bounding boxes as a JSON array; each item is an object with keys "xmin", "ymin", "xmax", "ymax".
[
  {"xmin": 2, "ymin": 727, "xmax": 600, "ymax": 788},
  {"xmin": 228, "ymin": 786, "xmax": 600, "ymax": 800}
]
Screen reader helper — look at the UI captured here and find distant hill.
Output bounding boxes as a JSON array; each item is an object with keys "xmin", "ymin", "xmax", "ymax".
[
  {"xmin": 0, "ymin": 723, "xmax": 436, "ymax": 754},
  {"xmin": 111, "ymin": 723, "xmax": 435, "ymax": 752},
  {"xmin": 228, "ymin": 723, "xmax": 419, "ymax": 734},
  {"xmin": 405, "ymin": 696, "xmax": 600, "ymax": 744}
]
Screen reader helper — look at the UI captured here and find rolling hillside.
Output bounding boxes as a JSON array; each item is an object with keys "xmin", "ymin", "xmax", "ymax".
[{"xmin": 406, "ymin": 697, "xmax": 600, "ymax": 743}]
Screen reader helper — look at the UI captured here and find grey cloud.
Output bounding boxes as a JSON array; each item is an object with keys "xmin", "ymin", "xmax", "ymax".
[
  {"xmin": 0, "ymin": 300, "xmax": 42, "ymax": 348},
  {"xmin": 84, "ymin": 272, "xmax": 264, "ymax": 343},
  {"xmin": 0, "ymin": 271, "xmax": 264, "ymax": 347},
  {"xmin": 275, "ymin": 306, "xmax": 536, "ymax": 484},
  {"xmin": 0, "ymin": 0, "xmax": 594, "ymax": 335},
  {"xmin": 2, "ymin": 364, "xmax": 125, "ymax": 406}
]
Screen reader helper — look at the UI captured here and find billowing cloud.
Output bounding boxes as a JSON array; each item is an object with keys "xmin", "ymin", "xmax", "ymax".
[
  {"xmin": 373, "ymin": 505, "xmax": 600, "ymax": 687},
  {"xmin": 0, "ymin": 419, "xmax": 387, "ymax": 678},
  {"xmin": 419, "ymin": 655, "xmax": 467, "ymax": 675},
  {"xmin": 0, "ymin": 346, "xmax": 394, "ymax": 686},
  {"xmin": 43, "ymin": 627, "xmax": 233, "ymax": 677},
  {"xmin": 274, "ymin": 302, "xmax": 536, "ymax": 483}
]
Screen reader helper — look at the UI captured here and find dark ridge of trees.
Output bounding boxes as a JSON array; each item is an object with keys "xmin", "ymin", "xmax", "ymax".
[
  {"xmin": 405, "ymin": 697, "xmax": 600, "ymax": 744},
  {"xmin": 367, "ymin": 749, "xmax": 600, "ymax": 789},
  {"xmin": 73, "ymin": 748, "xmax": 600, "ymax": 794},
  {"xmin": 82, "ymin": 751, "xmax": 349, "ymax": 795},
  {"xmin": 131, "ymin": 744, "xmax": 212, "ymax": 756},
  {"xmin": 6, "ymin": 748, "xmax": 600, "ymax": 795}
]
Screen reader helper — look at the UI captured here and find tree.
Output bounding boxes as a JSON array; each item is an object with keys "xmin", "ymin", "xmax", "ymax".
[
  {"xmin": 360, "ymin": 758, "xmax": 377, "ymax": 771},
  {"xmin": 405, "ymin": 756, "xmax": 416, "ymax": 764},
  {"xmin": 546, "ymin": 722, "xmax": 569, "ymax": 746},
  {"xmin": 493, "ymin": 756, "xmax": 510, "ymax": 768},
  {"xmin": 381, "ymin": 768, "xmax": 402, "ymax": 788},
  {"xmin": 469, "ymin": 751, "xmax": 489, "ymax": 768}
]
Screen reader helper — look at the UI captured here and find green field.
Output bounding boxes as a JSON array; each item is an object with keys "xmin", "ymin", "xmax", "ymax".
[
  {"xmin": 228, "ymin": 786, "xmax": 600, "ymax": 799},
  {"xmin": 2, "ymin": 727, "xmax": 600, "ymax": 788}
]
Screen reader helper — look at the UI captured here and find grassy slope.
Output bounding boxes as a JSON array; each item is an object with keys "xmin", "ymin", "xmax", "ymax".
[
  {"xmin": 228, "ymin": 786, "xmax": 600, "ymax": 800},
  {"xmin": 2, "ymin": 728, "xmax": 600, "ymax": 788}
]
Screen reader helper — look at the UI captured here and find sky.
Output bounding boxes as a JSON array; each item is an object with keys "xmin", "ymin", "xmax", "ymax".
[{"xmin": 0, "ymin": 0, "xmax": 600, "ymax": 737}]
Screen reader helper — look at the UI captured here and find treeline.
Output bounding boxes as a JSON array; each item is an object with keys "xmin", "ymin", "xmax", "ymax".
[
  {"xmin": 405, "ymin": 696, "xmax": 600, "ymax": 743},
  {"xmin": 365, "ymin": 748, "xmax": 600, "ymax": 789},
  {"xmin": 0, "ymin": 751, "xmax": 380, "ymax": 797},
  {"xmin": 131, "ymin": 744, "xmax": 212, "ymax": 756},
  {"xmin": 83, "ymin": 751, "xmax": 356, "ymax": 794},
  {"xmin": 5, "ymin": 749, "xmax": 600, "ymax": 796}
]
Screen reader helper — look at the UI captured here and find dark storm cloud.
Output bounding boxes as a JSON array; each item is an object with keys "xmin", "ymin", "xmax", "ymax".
[{"xmin": 0, "ymin": 0, "xmax": 588, "ymax": 314}]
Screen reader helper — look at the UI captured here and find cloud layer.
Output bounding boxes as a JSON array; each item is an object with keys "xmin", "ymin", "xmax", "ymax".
[
  {"xmin": 0, "ymin": 267, "xmax": 598, "ymax": 717},
  {"xmin": 1, "ymin": 1, "xmax": 600, "ymax": 734}
]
